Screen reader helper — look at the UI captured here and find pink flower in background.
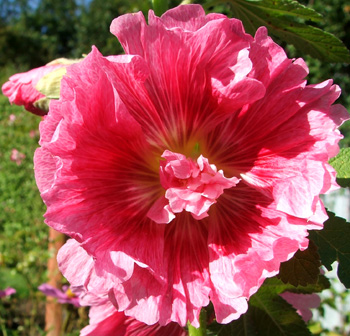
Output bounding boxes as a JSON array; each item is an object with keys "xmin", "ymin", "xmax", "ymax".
[
  {"xmin": 0, "ymin": 287, "xmax": 16, "ymax": 298},
  {"xmin": 35, "ymin": 4, "xmax": 348, "ymax": 328},
  {"xmin": 280, "ymin": 292, "xmax": 321, "ymax": 322},
  {"xmin": 2, "ymin": 59, "xmax": 78, "ymax": 116},
  {"xmin": 38, "ymin": 283, "xmax": 80, "ymax": 307},
  {"xmin": 8, "ymin": 114, "xmax": 16, "ymax": 124},
  {"xmin": 29, "ymin": 130, "xmax": 38, "ymax": 138},
  {"xmin": 10, "ymin": 148, "xmax": 25, "ymax": 165}
]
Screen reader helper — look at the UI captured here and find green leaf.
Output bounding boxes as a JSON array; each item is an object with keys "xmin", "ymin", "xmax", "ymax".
[
  {"xmin": 271, "ymin": 23, "xmax": 350, "ymax": 63},
  {"xmin": 329, "ymin": 148, "xmax": 350, "ymax": 188},
  {"xmin": 188, "ymin": 309, "xmax": 208, "ymax": 336},
  {"xmin": 278, "ymin": 241, "xmax": 321, "ymax": 286},
  {"xmin": 208, "ymin": 277, "xmax": 312, "ymax": 336},
  {"xmin": 233, "ymin": 0, "xmax": 323, "ymax": 22},
  {"xmin": 309, "ymin": 211, "xmax": 350, "ymax": 288},
  {"xmin": 261, "ymin": 276, "xmax": 330, "ymax": 295},
  {"xmin": 206, "ymin": 0, "xmax": 350, "ymax": 63},
  {"xmin": 249, "ymin": 289, "xmax": 312, "ymax": 336}
]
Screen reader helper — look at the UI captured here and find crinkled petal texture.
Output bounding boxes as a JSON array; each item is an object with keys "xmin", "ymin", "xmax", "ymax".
[
  {"xmin": 71, "ymin": 270, "xmax": 187, "ymax": 335},
  {"xmin": 35, "ymin": 4, "xmax": 348, "ymax": 328},
  {"xmin": 1, "ymin": 63, "xmax": 67, "ymax": 116},
  {"xmin": 81, "ymin": 300, "xmax": 187, "ymax": 336},
  {"xmin": 83, "ymin": 303, "xmax": 187, "ymax": 336},
  {"xmin": 58, "ymin": 242, "xmax": 186, "ymax": 335}
]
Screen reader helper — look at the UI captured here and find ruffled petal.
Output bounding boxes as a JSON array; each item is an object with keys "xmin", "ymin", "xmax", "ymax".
[
  {"xmin": 81, "ymin": 300, "xmax": 187, "ymax": 336},
  {"xmin": 207, "ymin": 183, "xmax": 324, "ymax": 322},
  {"xmin": 110, "ymin": 6, "xmax": 266, "ymax": 150}
]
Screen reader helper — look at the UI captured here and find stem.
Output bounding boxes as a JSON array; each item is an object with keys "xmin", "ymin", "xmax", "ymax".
[
  {"xmin": 45, "ymin": 228, "xmax": 65, "ymax": 336},
  {"xmin": 0, "ymin": 305, "xmax": 8, "ymax": 336},
  {"xmin": 187, "ymin": 309, "xmax": 207, "ymax": 336},
  {"xmin": 0, "ymin": 322, "xmax": 7, "ymax": 336},
  {"xmin": 152, "ymin": 0, "xmax": 168, "ymax": 16},
  {"xmin": 62, "ymin": 308, "xmax": 71, "ymax": 334}
]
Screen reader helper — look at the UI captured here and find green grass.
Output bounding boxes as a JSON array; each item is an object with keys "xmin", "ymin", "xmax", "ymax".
[{"xmin": 0, "ymin": 92, "xmax": 48, "ymax": 279}]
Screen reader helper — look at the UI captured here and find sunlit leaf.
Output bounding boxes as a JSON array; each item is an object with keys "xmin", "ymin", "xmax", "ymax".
[
  {"xmin": 329, "ymin": 148, "xmax": 350, "ymax": 188},
  {"xmin": 231, "ymin": 0, "xmax": 323, "ymax": 22},
  {"xmin": 206, "ymin": 0, "xmax": 350, "ymax": 63},
  {"xmin": 261, "ymin": 276, "xmax": 330, "ymax": 295}
]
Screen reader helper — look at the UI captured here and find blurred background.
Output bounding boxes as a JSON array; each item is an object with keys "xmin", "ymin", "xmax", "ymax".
[{"xmin": 0, "ymin": 0, "xmax": 349, "ymax": 335}]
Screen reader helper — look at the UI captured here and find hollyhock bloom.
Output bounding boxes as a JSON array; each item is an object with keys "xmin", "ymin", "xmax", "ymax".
[
  {"xmin": 0, "ymin": 287, "xmax": 16, "ymax": 298},
  {"xmin": 35, "ymin": 4, "xmax": 348, "ymax": 328},
  {"xmin": 10, "ymin": 148, "xmax": 26, "ymax": 165},
  {"xmin": 38, "ymin": 283, "xmax": 80, "ymax": 307},
  {"xmin": 280, "ymin": 292, "xmax": 321, "ymax": 322},
  {"xmin": 2, "ymin": 58, "xmax": 78, "ymax": 116}
]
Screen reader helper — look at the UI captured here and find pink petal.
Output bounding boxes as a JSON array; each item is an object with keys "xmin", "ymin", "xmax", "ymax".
[{"xmin": 81, "ymin": 300, "xmax": 187, "ymax": 336}]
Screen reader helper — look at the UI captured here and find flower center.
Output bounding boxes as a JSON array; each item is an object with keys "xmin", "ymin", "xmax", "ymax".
[
  {"xmin": 147, "ymin": 150, "xmax": 240, "ymax": 224},
  {"xmin": 65, "ymin": 288, "xmax": 76, "ymax": 298}
]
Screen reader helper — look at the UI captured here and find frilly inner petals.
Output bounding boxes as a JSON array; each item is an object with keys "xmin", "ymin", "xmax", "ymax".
[{"xmin": 148, "ymin": 150, "xmax": 239, "ymax": 223}]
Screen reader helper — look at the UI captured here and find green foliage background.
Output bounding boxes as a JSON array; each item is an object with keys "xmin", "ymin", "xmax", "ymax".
[
  {"xmin": 299, "ymin": 0, "xmax": 350, "ymax": 146},
  {"xmin": 1, "ymin": 0, "xmax": 348, "ymax": 139},
  {"xmin": 0, "ymin": 90, "xmax": 47, "ymax": 334}
]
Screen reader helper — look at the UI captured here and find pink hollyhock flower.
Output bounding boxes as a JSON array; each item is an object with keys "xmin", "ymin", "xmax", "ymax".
[
  {"xmin": 10, "ymin": 148, "xmax": 25, "ymax": 165},
  {"xmin": 0, "ymin": 287, "xmax": 16, "ymax": 298},
  {"xmin": 2, "ymin": 59, "xmax": 78, "ymax": 116},
  {"xmin": 38, "ymin": 283, "xmax": 80, "ymax": 307},
  {"xmin": 280, "ymin": 292, "xmax": 321, "ymax": 322},
  {"xmin": 35, "ymin": 4, "xmax": 348, "ymax": 328}
]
